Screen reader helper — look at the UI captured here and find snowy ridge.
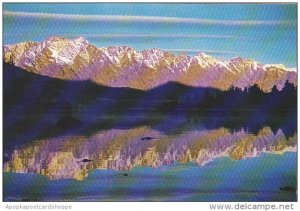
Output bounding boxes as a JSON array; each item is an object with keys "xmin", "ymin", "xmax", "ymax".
[{"xmin": 3, "ymin": 36, "xmax": 297, "ymax": 92}]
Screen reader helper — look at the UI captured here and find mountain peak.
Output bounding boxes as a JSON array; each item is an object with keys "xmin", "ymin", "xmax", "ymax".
[
  {"xmin": 45, "ymin": 36, "xmax": 67, "ymax": 42},
  {"xmin": 73, "ymin": 36, "xmax": 89, "ymax": 44},
  {"xmin": 197, "ymin": 52, "xmax": 212, "ymax": 58},
  {"xmin": 3, "ymin": 36, "xmax": 297, "ymax": 92},
  {"xmin": 264, "ymin": 64, "xmax": 286, "ymax": 70},
  {"xmin": 230, "ymin": 56, "xmax": 246, "ymax": 62}
]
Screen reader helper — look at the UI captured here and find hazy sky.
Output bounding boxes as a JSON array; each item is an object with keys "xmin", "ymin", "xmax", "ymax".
[{"xmin": 3, "ymin": 3, "xmax": 297, "ymax": 67}]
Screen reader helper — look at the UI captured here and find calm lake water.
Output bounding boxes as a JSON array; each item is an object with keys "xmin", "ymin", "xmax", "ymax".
[{"xmin": 3, "ymin": 111, "xmax": 297, "ymax": 201}]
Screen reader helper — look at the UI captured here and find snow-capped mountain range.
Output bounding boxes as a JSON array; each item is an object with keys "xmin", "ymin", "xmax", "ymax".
[{"xmin": 3, "ymin": 36, "xmax": 297, "ymax": 92}]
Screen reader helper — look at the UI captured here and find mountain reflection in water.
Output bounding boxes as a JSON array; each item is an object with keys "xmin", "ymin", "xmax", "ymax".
[{"xmin": 4, "ymin": 126, "xmax": 296, "ymax": 180}]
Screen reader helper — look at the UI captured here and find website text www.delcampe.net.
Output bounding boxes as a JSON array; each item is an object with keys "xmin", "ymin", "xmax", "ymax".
[{"xmin": 209, "ymin": 203, "xmax": 294, "ymax": 211}]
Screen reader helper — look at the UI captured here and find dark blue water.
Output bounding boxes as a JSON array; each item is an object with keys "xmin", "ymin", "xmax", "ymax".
[
  {"xmin": 3, "ymin": 111, "xmax": 297, "ymax": 202},
  {"xmin": 3, "ymin": 152, "xmax": 297, "ymax": 202}
]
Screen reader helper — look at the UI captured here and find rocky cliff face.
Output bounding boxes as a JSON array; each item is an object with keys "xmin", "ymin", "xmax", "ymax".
[{"xmin": 4, "ymin": 36, "xmax": 297, "ymax": 92}]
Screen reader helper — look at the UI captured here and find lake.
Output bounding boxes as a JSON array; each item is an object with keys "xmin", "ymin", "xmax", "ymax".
[{"xmin": 3, "ymin": 111, "xmax": 297, "ymax": 201}]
